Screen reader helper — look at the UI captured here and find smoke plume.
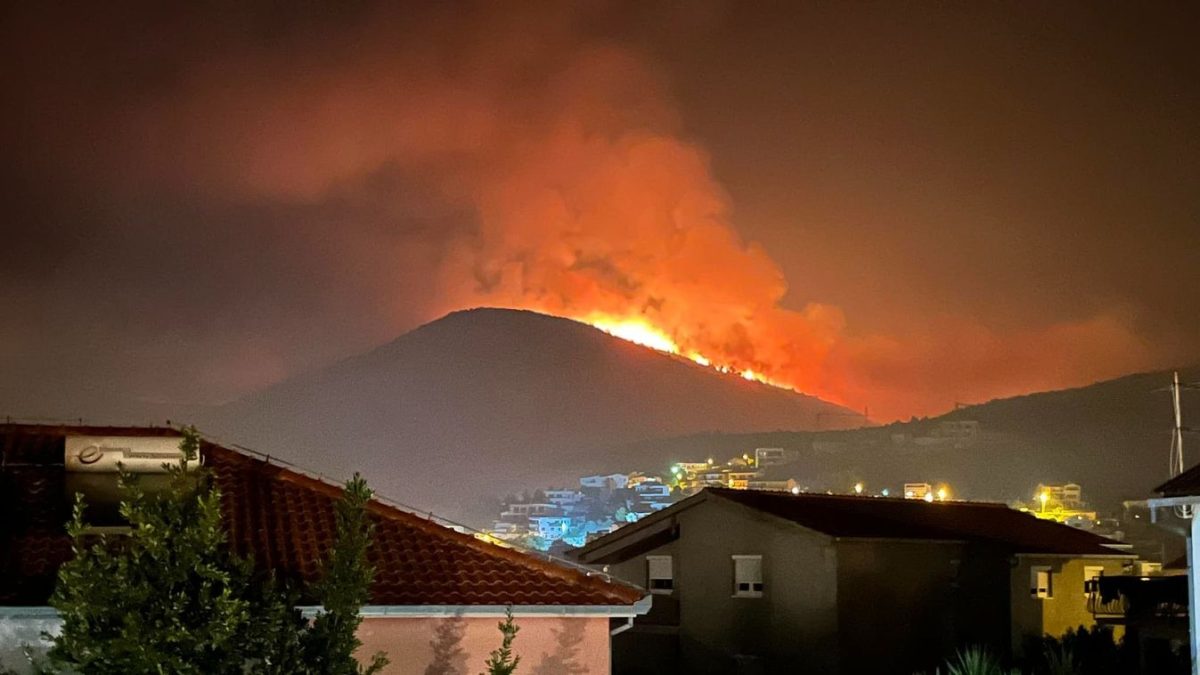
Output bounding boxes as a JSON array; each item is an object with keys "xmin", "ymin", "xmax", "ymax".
[{"xmin": 0, "ymin": 1, "xmax": 1171, "ymax": 420}]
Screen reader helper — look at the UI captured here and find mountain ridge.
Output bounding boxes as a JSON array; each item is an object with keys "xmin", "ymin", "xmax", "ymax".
[{"xmin": 201, "ymin": 307, "xmax": 860, "ymax": 523}]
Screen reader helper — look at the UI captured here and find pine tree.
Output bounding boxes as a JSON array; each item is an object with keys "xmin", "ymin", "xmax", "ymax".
[{"xmin": 481, "ymin": 607, "xmax": 520, "ymax": 675}]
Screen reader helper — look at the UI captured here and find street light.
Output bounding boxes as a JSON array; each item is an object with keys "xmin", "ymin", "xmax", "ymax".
[
  {"xmin": 853, "ymin": 482, "xmax": 864, "ymax": 495},
  {"xmin": 1039, "ymin": 491, "xmax": 1050, "ymax": 513}
]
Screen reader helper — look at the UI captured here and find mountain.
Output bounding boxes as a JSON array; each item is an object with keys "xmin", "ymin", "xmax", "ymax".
[
  {"xmin": 608, "ymin": 366, "xmax": 1200, "ymax": 511},
  {"xmin": 201, "ymin": 308, "xmax": 860, "ymax": 524}
]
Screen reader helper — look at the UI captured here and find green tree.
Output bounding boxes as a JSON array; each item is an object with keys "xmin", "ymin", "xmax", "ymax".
[
  {"xmin": 481, "ymin": 607, "xmax": 520, "ymax": 675},
  {"xmin": 46, "ymin": 426, "xmax": 387, "ymax": 674},
  {"xmin": 49, "ymin": 427, "xmax": 252, "ymax": 674},
  {"xmin": 302, "ymin": 474, "xmax": 388, "ymax": 675}
]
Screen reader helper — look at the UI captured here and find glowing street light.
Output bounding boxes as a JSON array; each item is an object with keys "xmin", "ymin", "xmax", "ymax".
[
  {"xmin": 936, "ymin": 486, "xmax": 949, "ymax": 501},
  {"xmin": 1039, "ymin": 491, "xmax": 1050, "ymax": 513},
  {"xmin": 881, "ymin": 488, "xmax": 890, "ymax": 497},
  {"xmin": 923, "ymin": 492, "xmax": 935, "ymax": 503},
  {"xmin": 853, "ymin": 482, "xmax": 864, "ymax": 495}
]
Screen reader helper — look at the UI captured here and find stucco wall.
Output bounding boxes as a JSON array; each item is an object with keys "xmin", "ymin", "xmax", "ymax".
[
  {"xmin": 835, "ymin": 540, "xmax": 967, "ymax": 674},
  {"xmin": 1009, "ymin": 556, "xmax": 1127, "ymax": 654},
  {"xmin": 356, "ymin": 615, "xmax": 613, "ymax": 675},
  {"xmin": 608, "ymin": 497, "xmax": 839, "ymax": 674},
  {"xmin": 0, "ymin": 614, "xmax": 612, "ymax": 675},
  {"xmin": 0, "ymin": 618, "xmax": 57, "ymax": 674}
]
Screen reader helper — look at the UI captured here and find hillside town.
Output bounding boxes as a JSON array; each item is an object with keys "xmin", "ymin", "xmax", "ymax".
[{"xmin": 486, "ymin": 434, "xmax": 1142, "ymax": 556}]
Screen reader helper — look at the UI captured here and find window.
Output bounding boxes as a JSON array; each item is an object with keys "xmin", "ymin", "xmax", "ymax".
[
  {"xmin": 1031, "ymin": 566, "xmax": 1053, "ymax": 599},
  {"xmin": 647, "ymin": 555, "xmax": 673, "ymax": 594},
  {"xmin": 733, "ymin": 555, "xmax": 764, "ymax": 597}
]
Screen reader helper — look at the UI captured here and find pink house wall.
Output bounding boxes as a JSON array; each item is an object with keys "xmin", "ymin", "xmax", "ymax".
[{"xmin": 356, "ymin": 615, "xmax": 613, "ymax": 674}]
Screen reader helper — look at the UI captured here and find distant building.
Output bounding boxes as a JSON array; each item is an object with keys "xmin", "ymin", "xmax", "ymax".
[
  {"xmin": 545, "ymin": 488, "xmax": 584, "ymax": 505},
  {"xmin": 747, "ymin": 477, "xmax": 799, "ymax": 493},
  {"xmin": 580, "ymin": 473, "xmax": 629, "ymax": 490},
  {"xmin": 502, "ymin": 502, "xmax": 557, "ymax": 517},
  {"xmin": 635, "ymin": 481, "xmax": 671, "ymax": 499},
  {"xmin": 675, "ymin": 461, "xmax": 712, "ymax": 475},
  {"xmin": 753, "ymin": 447, "xmax": 790, "ymax": 467},
  {"xmin": 530, "ymin": 514, "xmax": 574, "ymax": 540},
  {"xmin": 627, "ymin": 472, "xmax": 656, "ymax": 488},
  {"xmin": 904, "ymin": 482, "xmax": 933, "ymax": 500},
  {"xmin": 576, "ymin": 488, "xmax": 1130, "ymax": 674},
  {"xmin": 1036, "ymin": 483, "xmax": 1084, "ymax": 509},
  {"xmin": 723, "ymin": 469, "xmax": 760, "ymax": 489}
]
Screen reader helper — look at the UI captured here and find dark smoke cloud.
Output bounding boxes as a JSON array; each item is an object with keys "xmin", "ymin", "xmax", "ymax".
[{"xmin": 1, "ymin": 1, "xmax": 1196, "ymax": 421}]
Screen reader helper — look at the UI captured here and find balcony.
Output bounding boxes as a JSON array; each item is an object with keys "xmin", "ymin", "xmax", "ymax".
[{"xmin": 1087, "ymin": 575, "xmax": 1188, "ymax": 622}]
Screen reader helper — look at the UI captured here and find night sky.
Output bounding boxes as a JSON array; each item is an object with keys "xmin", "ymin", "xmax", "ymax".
[{"xmin": 2, "ymin": 1, "xmax": 1197, "ymax": 421}]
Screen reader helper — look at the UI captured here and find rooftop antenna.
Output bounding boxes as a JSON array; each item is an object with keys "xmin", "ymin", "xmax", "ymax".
[{"xmin": 1168, "ymin": 371, "xmax": 1199, "ymax": 518}]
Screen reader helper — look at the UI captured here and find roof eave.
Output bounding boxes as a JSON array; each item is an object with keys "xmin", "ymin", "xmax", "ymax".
[{"xmin": 1, "ymin": 598, "xmax": 654, "ymax": 621}]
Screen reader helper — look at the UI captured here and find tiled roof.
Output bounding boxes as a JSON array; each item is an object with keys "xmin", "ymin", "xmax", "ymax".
[
  {"xmin": 1154, "ymin": 464, "xmax": 1200, "ymax": 496},
  {"xmin": 0, "ymin": 424, "xmax": 643, "ymax": 608},
  {"xmin": 576, "ymin": 487, "xmax": 1127, "ymax": 561}
]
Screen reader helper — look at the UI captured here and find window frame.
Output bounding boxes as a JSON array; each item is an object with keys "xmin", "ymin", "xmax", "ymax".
[
  {"xmin": 646, "ymin": 555, "xmax": 674, "ymax": 595},
  {"xmin": 1030, "ymin": 565, "xmax": 1053, "ymax": 599},
  {"xmin": 732, "ymin": 554, "xmax": 764, "ymax": 598}
]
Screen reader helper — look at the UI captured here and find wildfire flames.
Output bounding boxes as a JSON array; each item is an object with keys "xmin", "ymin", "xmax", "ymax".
[{"xmin": 583, "ymin": 315, "xmax": 796, "ymax": 391}]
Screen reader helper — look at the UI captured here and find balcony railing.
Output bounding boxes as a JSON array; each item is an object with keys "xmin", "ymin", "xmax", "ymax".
[{"xmin": 1087, "ymin": 576, "xmax": 1188, "ymax": 621}]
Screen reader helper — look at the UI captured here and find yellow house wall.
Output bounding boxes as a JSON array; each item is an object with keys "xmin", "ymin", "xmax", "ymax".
[{"xmin": 1009, "ymin": 556, "xmax": 1126, "ymax": 655}]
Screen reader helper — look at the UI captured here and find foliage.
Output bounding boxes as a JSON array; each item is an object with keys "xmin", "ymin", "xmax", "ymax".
[
  {"xmin": 1019, "ymin": 625, "xmax": 1130, "ymax": 675},
  {"xmin": 944, "ymin": 647, "xmax": 1020, "ymax": 675},
  {"xmin": 920, "ymin": 646, "xmax": 1020, "ymax": 675},
  {"xmin": 481, "ymin": 607, "xmax": 521, "ymax": 675},
  {"xmin": 303, "ymin": 473, "xmax": 389, "ymax": 675},
  {"xmin": 49, "ymin": 427, "xmax": 252, "ymax": 674},
  {"xmin": 46, "ymin": 427, "xmax": 387, "ymax": 674}
]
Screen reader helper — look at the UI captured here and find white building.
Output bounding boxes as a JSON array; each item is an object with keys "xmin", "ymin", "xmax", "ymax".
[{"xmin": 580, "ymin": 473, "xmax": 629, "ymax": 490}]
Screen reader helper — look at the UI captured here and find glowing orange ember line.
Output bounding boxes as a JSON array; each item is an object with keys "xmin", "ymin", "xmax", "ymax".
[
  {"xmin": 581, "ymin": 315, "xmax": 789, "ymax": 391},
  {"xmin": 587, "ymin": 317, "xmax": 680, "ymax": 354}
]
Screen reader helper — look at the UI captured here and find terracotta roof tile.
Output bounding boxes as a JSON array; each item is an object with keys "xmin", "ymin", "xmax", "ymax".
[{"xmin": 0, "ymin": 424, "xmax": 643, "ymax": 608}]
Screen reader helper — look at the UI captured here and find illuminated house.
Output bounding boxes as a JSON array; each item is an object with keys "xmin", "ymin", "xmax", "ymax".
[
  {"xmin": 0, "ymin": 424, "xmax": 648, "ymax": 673},
  {"xmin": 574, "ymin": 487, "xmax": 1131, "ymax": 675},
  {"xmin": 1035, "ymin": 482, "xmax": 1084, "ymax": 509}
]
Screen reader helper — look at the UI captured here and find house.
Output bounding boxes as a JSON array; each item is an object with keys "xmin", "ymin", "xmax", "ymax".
[
  {"xmin": 634, "ymin": 481, "xmax": 671, "ymax": 500},
  {"xmin": 581, "ymin": 473, "xmax": 630, "ymax": 490},
  {"xmin": 0, "ymin": 424, "xmax": 649, "ymax": 673},
  {"xmin": 545, "ymin": 488, "xmax": 584, "ymax": 506},
  {"xmin": 904, "ymin": 482, "xmax": 933, "ymax": 500},
  {"xmin": 1144, "ymin": 460, "xmax": 1200, "ymax": 672},
  {"xmin": 573, "ymin": 487, "xmax": 1131, "ymax": 675},
  {"xmin": 1035, "ymin": 482, "xmax": 1084, "ymax": 509}
]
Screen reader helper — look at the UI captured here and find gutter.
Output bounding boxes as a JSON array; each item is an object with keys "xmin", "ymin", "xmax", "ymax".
[
  {"xmin": 610, "ymin": 616, "xmax": 634, "ymax": 636},
  {"xmin": 3, "ymin": 597, "xmax": 654, "ymax": 621}
]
